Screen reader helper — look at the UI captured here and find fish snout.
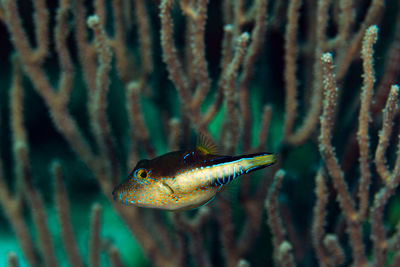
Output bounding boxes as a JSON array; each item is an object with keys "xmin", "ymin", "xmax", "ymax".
[
  {"xmin": 112, "ymin": 188, "xmax": 116, "ymax": 200},
  {"xmin": 112, "ymin": 181, "xmax": 134, "ymax": 205},
  {"xmin": 112, "ymin": 184, "xmax": 122, "ymax": 201}
]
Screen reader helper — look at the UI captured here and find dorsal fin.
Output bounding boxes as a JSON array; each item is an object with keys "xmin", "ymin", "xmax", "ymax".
[{"xmin": 196, "ymin": 133, "xmax": 218, "ymax": 155}]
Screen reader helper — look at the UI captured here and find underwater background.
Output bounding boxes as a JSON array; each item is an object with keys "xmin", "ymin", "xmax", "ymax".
[{"xmin": 0, "ymin": 0, "xmax": 399, "ymax": 266}]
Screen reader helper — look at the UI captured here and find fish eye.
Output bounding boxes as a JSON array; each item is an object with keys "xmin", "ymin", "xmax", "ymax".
[{"xmin": 137, "ymin": 169, "xmax": 148, "ymax": 178}]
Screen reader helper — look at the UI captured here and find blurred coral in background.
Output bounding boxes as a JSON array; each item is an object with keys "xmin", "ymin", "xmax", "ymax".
[{"xmin": 0, "ymin": 0, "xmax": 399, "ymax": 266}]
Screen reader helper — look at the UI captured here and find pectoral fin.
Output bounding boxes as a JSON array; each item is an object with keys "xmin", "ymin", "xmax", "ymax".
[{"xmin": 158, "ymin": 182, "xmax": 174, "ymax": 195}]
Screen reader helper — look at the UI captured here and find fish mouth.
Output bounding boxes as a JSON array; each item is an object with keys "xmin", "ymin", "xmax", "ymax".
[
  {"xmin": 112, "ymin": 182, "xmax": 131, "ymax": 204},
  {"xmin": 112, "ymin": 184, "xmax": 120, "ymax": 201},
  {"xmin": 112, "ymin": 185, "xmax": 125, "ymax": 204},
  {"xmin": 112, "ymin": 188, "xmax": 116, "ymax": 200}
]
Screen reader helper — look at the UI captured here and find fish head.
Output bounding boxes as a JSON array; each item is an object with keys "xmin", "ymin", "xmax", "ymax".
[{"xmin": 112, "ymin": 159, "xmax": 175, "ymax": 209}]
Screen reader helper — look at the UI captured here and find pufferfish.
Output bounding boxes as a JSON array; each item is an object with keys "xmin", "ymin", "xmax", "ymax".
[{"xmin": 112, "ymin": 136, "xmax": 276, "ymax": 211}]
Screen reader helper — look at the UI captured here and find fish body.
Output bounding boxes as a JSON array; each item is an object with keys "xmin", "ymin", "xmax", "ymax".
[{"xmin": 113, "ymin": 141, "xmax": 276, "ymax": 211}]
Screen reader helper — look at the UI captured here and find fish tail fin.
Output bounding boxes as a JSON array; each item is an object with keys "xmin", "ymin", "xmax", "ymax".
[{"xmin": 244, "ymin": 153, "xmax": 276, "ymax": 173}]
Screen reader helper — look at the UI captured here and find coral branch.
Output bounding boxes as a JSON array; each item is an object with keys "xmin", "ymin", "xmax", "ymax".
[
  {"xmin": 357, "ymin": 25, "xmax": 378, "ymax": 220},
  {"xmin": 134, "ymin": 0, "xmax": 153, "ymax": 79},
  {"xmin": 312, "ymin": 169, "xmax": 330, "ymax": 266},
  {"xmin": 282, "ymin": 0, "xmax": 301, "ymax": 142},
  {"xmin": 257, "ymin": 105, "xmax": 272, "ymax": 151},
  {"xmin": 89, "ymin": 204, "xmax": 102, "ymax": 267},
  {"xmin": 375, "ymin": 85, "xmax": 399, "ymax": 184},
  {"xmin": 88, "ymin": 14, "xmax": 119, "ymax": 183},
  {"xmin": 53, "ymin": 162, "xmax": 84, "ymax": 267},
  {"xmin": 7, "ymin": 252, "xmax": 19, "ymax": 267},
  {"xmin": 266, "ymin": 170, "xmax": 293, "ymax": 263},
  {"xmin": 323, "ymin": 234, "xmax": 345, "ymax": 266},
  {"xmin": 126, "ymin": 82, "xmax": 156, "ymax": 158},
  {"xmin": 238, "ymin": 0, "xmax": 268, "ymax": 150},
  {"xmin": 224, "ymin": 32, "xmax": 250, "ymax": 154},
  {"xmin": 319, "ymin": 53, "xmax": 367, "ymax": 266}
]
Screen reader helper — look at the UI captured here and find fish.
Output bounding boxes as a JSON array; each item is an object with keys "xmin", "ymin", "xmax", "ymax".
[{"xmin": 112, "ymin": 136, "xmax": 276, "ymax": 211}]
